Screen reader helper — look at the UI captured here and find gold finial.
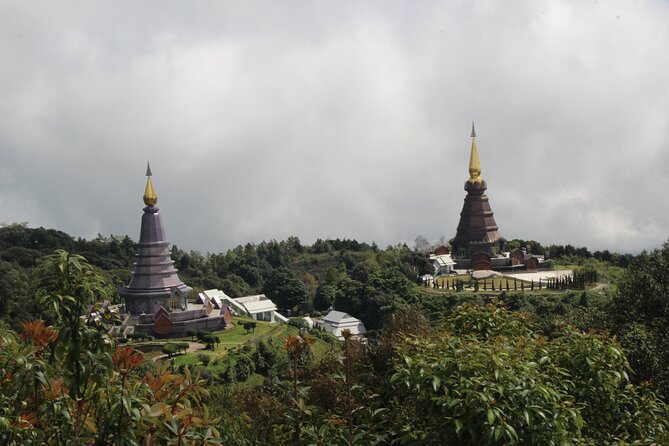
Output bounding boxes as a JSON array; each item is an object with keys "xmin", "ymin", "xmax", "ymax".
[
  {"xmin": 468, "ymin": 123, "xmax": 482, "ymax": 183},
  {"xmin": 143, "ymin": 162, "xmax": 158, "ymax": 206}
]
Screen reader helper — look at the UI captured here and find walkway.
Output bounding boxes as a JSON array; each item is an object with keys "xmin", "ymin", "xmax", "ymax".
[{"xmin": 505, "ymin": 269, "xmax": 573, "ymax": 282}]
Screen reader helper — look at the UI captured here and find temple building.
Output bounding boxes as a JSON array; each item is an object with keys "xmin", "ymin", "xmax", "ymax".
[
  {"xmin": 448, "ymin": 125, "xmax": 544, "ymax": 272},
  {"xmin": 317, "ymin": 310, "xmax": 367, "ymax": 340},
  {"xmin": 119, "ymin": 164, "xmax": 229, "ymax": 336}
]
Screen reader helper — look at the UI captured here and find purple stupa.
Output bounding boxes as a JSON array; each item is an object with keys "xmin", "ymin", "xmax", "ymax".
[{"xmin": 120, "ymin": 163, "xmax": 192, "ymax": 315}]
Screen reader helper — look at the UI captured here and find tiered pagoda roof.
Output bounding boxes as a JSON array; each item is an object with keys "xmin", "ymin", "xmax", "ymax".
[
  {"xmin": 120, "ymin": 163, "xmax": 192, "ymax": 315},
  {"xmin": 450, "ymin": 124, "xmax": 502, "ymax": 260}
]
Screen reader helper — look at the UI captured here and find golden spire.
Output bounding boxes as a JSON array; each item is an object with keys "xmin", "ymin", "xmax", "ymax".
[
  {"xmin": 143, "ymin": 162, "xmax": 158, "ymax": 206},
  {"xmin": 468, "ymin": 122, "xmax": 483, "ymax": 183}
]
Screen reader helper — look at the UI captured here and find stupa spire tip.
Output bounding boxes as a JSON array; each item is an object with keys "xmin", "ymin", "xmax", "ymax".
[
  {"xmin": 468, "ymin": 124, "xmax": 482, "ymax": 183},
  {"xmin": 143, "ymin": 162, "xmax": 158, "ymax": 206}
]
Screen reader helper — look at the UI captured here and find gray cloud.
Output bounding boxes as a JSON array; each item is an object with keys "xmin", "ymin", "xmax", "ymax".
[{"xmin": 1, "ymin": 0, "xmax": 668, "ymax": 254}]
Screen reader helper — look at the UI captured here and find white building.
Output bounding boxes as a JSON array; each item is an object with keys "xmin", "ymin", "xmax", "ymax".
[
  {"xmin": 199, "ymin": 290, "xmax": 286, "ymax": 323},
  {"xmin": 199, "ymin": 289, "xmax": 226, "ymax": 309},
  {"xmin": 317, "ymin": 310, "xmax": 367, "ymax": 340},
  {"xmin": 302, "ymin": 316, "xmax": 315, "ymax": 329},
  {"xmin": 234, "ymin": 294, "xmax": 289, "ymax": 322},
  {"xmin": 430, "ymin": 253, "xmax": 456, "ymax": 276}
]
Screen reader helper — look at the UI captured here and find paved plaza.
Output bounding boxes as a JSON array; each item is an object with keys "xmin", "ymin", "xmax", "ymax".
[{"xmin": 505, "ymin": 269, "xmax": 573, "ymax": 282}]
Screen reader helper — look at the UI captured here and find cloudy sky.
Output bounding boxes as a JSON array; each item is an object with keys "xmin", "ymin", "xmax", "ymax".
[{"xmin": 1, "ymin": 1, "xmax": 668, "ymax": 254}]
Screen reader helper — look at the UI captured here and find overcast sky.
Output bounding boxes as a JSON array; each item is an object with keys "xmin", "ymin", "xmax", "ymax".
[{"xmin": 1, "ymin": 1, "xmax": 668, "ymax": 254}]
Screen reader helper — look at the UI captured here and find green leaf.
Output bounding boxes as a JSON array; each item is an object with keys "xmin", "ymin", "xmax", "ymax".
[{"xmin": 454, "ymin": 418, "xmax": 463, "ymax": 434}]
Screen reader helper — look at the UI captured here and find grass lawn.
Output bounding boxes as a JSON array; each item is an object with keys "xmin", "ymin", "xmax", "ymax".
[
  {"xmin": 171, "ymin": 317, "xmax": 334, "ymax": 372},
  {"xmin": 172, "ymin": 353, "xmax": 201, "ymax": 368}
]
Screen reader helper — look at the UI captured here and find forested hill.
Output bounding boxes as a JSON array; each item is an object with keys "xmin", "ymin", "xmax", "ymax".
[
  {"xmin": 1, "ymin": 224, "xmax": 440, "ymax": 331},
  {"xmin": 4, "ymin": 222, "xmax": 669, "ymax": 444},
  {"xmin": 0, "ymin": 222, "xmax": 638, "ymax": 330}
]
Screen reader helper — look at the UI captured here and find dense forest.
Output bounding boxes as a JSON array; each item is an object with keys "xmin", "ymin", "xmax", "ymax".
[{"xmin": 1, "ymin": 222, "xmax": 669, "ymax": 444}]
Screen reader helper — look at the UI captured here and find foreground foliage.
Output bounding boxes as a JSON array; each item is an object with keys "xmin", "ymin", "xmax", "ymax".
[
  {"xmin": 210, "ymin": 305, "xmax": 669, "ymax": 445},
  {"xmin": 610, "ymin": 242, "xmax": 669, "ymax": 399},
  {"xmin": 2, "ymin": 237, "xmax": 669, "ymax": 444},
  {"xmin": 391, "ymin": 305, "xmax": 669, "ymax": 445},
  {"xmin": 0, "ymin": 251, "xmax": 220, "ymax": 445}
]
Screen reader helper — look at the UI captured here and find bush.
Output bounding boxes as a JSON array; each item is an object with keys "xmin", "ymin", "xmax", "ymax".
[
  {"xmin": 235, "ymin": 357, "xmax": 253, "ymax": 381},
  {"xmin": 196, "ymin": 330, "xmax": 212, "ymax": 341},
  {"xmin": 127, "ymin": 332, "xmax": 146, "ymax": 341},
  {"xmin": 252, "ymin": 341, "xmax": 282, "ymax": 375},
  {"xmin": 198, "ymin": 353, "xmax": 211, "ymax": 366},
  {"xmin": 287, "ymin": 317, "xmax": 309, "ymax": 330},
  {"xmin": 391, "ymin": 304, "xmax": 669, "ymax": 444},
  {"xmin": 219, "ymin": 366, "xmax": 236, "ymax": 383},
  {"xmin": 202, "ymin": 334, "xmax": 219, "ymax": 350},
  {"xmin": 162, "ymin": 343, "xmax": 178, "ymax": 357},
  {"xmin": 193, "ymin": 365, "xmax": 212, "ymax": 382}
]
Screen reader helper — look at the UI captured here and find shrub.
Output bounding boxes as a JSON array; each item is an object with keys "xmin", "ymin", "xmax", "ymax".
[
  {"xmin": 198, "ymin": 353, "xmax": 211, "ymax": 366},
  {"xmin": 202, "ymin": 334, "xmax": 218, "ymax": 350},
  {"xmin": 196, "ymin": 330, "xmax": 212, "ymax": 341},
  {"xmin": 161, "ymin": 343, "xmax": 178, "ymax": 357},
  {"xmin": 288, "ymin": 317, "xmax": 309, "ymax": 330}
]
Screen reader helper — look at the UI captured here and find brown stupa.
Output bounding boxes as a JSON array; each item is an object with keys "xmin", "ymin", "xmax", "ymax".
[{"xmin": 450, "ymin": 124, "xmax": 502, "ymax": 266}]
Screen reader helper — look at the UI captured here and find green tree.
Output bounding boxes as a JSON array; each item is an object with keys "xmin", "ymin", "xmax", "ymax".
[
  {"xmin": 34, "ymin": 250, "xmax": 113, "ymax": 400},
  {"xmin": 0, "ymin": 260, "xmax": 31, "ymax": 327},
  {"xmin": 162, "ymin": 343, "xmax": 178, "ymax": 357},
  {"xmin": 252, "ymin": 340, "xmax": 282, "ymax": 375},
  {"xmin": 611, "ymin": 241, "xmax": 669, "ymax": 396},
  {"xmin": 220, "ymin": 273, "xmax": 250, "ymax": 298},
  {"xmin": 202, "ymin": 334, "xmax": 218, "ymax": 350},
  {"xmin": 263, "ymin": 267, "xmax": 309, "ymax": 313},
  {"xmin": 313, "ymin": 284, "xmax": 335, "ymax": 311}
]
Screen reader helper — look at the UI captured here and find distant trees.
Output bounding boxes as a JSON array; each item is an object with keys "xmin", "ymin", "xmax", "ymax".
[
  {"xmin": 313, "ymin": 284, "xmax": 335, "ymax": 311},
  {"xmin": 220, "ymin": 273, "xmax": 250, "ymax": 298},
  {"xmin": 334, "ymin": 265, "xmax": 420, "ymax": 330},
  {"xmin": 0, "ymin": 225, "xmax": 138, "ymax": 325},
  {"xmin": 413, "ymin": 234, "xmax": 432, "ymax": 254},
  {"xmin": 263, "ymin": 267, "xmax": 309, "ymax": 313},
  {"xmin": 561, "ymin": 244, "xmax": 590, "ymax": 258},
  {"xmin": 0, "ymin": 260, "xmax": 31, "ymax": 327},
  {"xmin": 506, "ymin": 238, "xmax": 545, "ymax": 255}
]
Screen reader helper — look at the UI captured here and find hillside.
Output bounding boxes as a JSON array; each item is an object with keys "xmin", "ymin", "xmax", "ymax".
[{"xmin": 2, "ymin": 223, "xmax": 669, "ymax": 444}]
